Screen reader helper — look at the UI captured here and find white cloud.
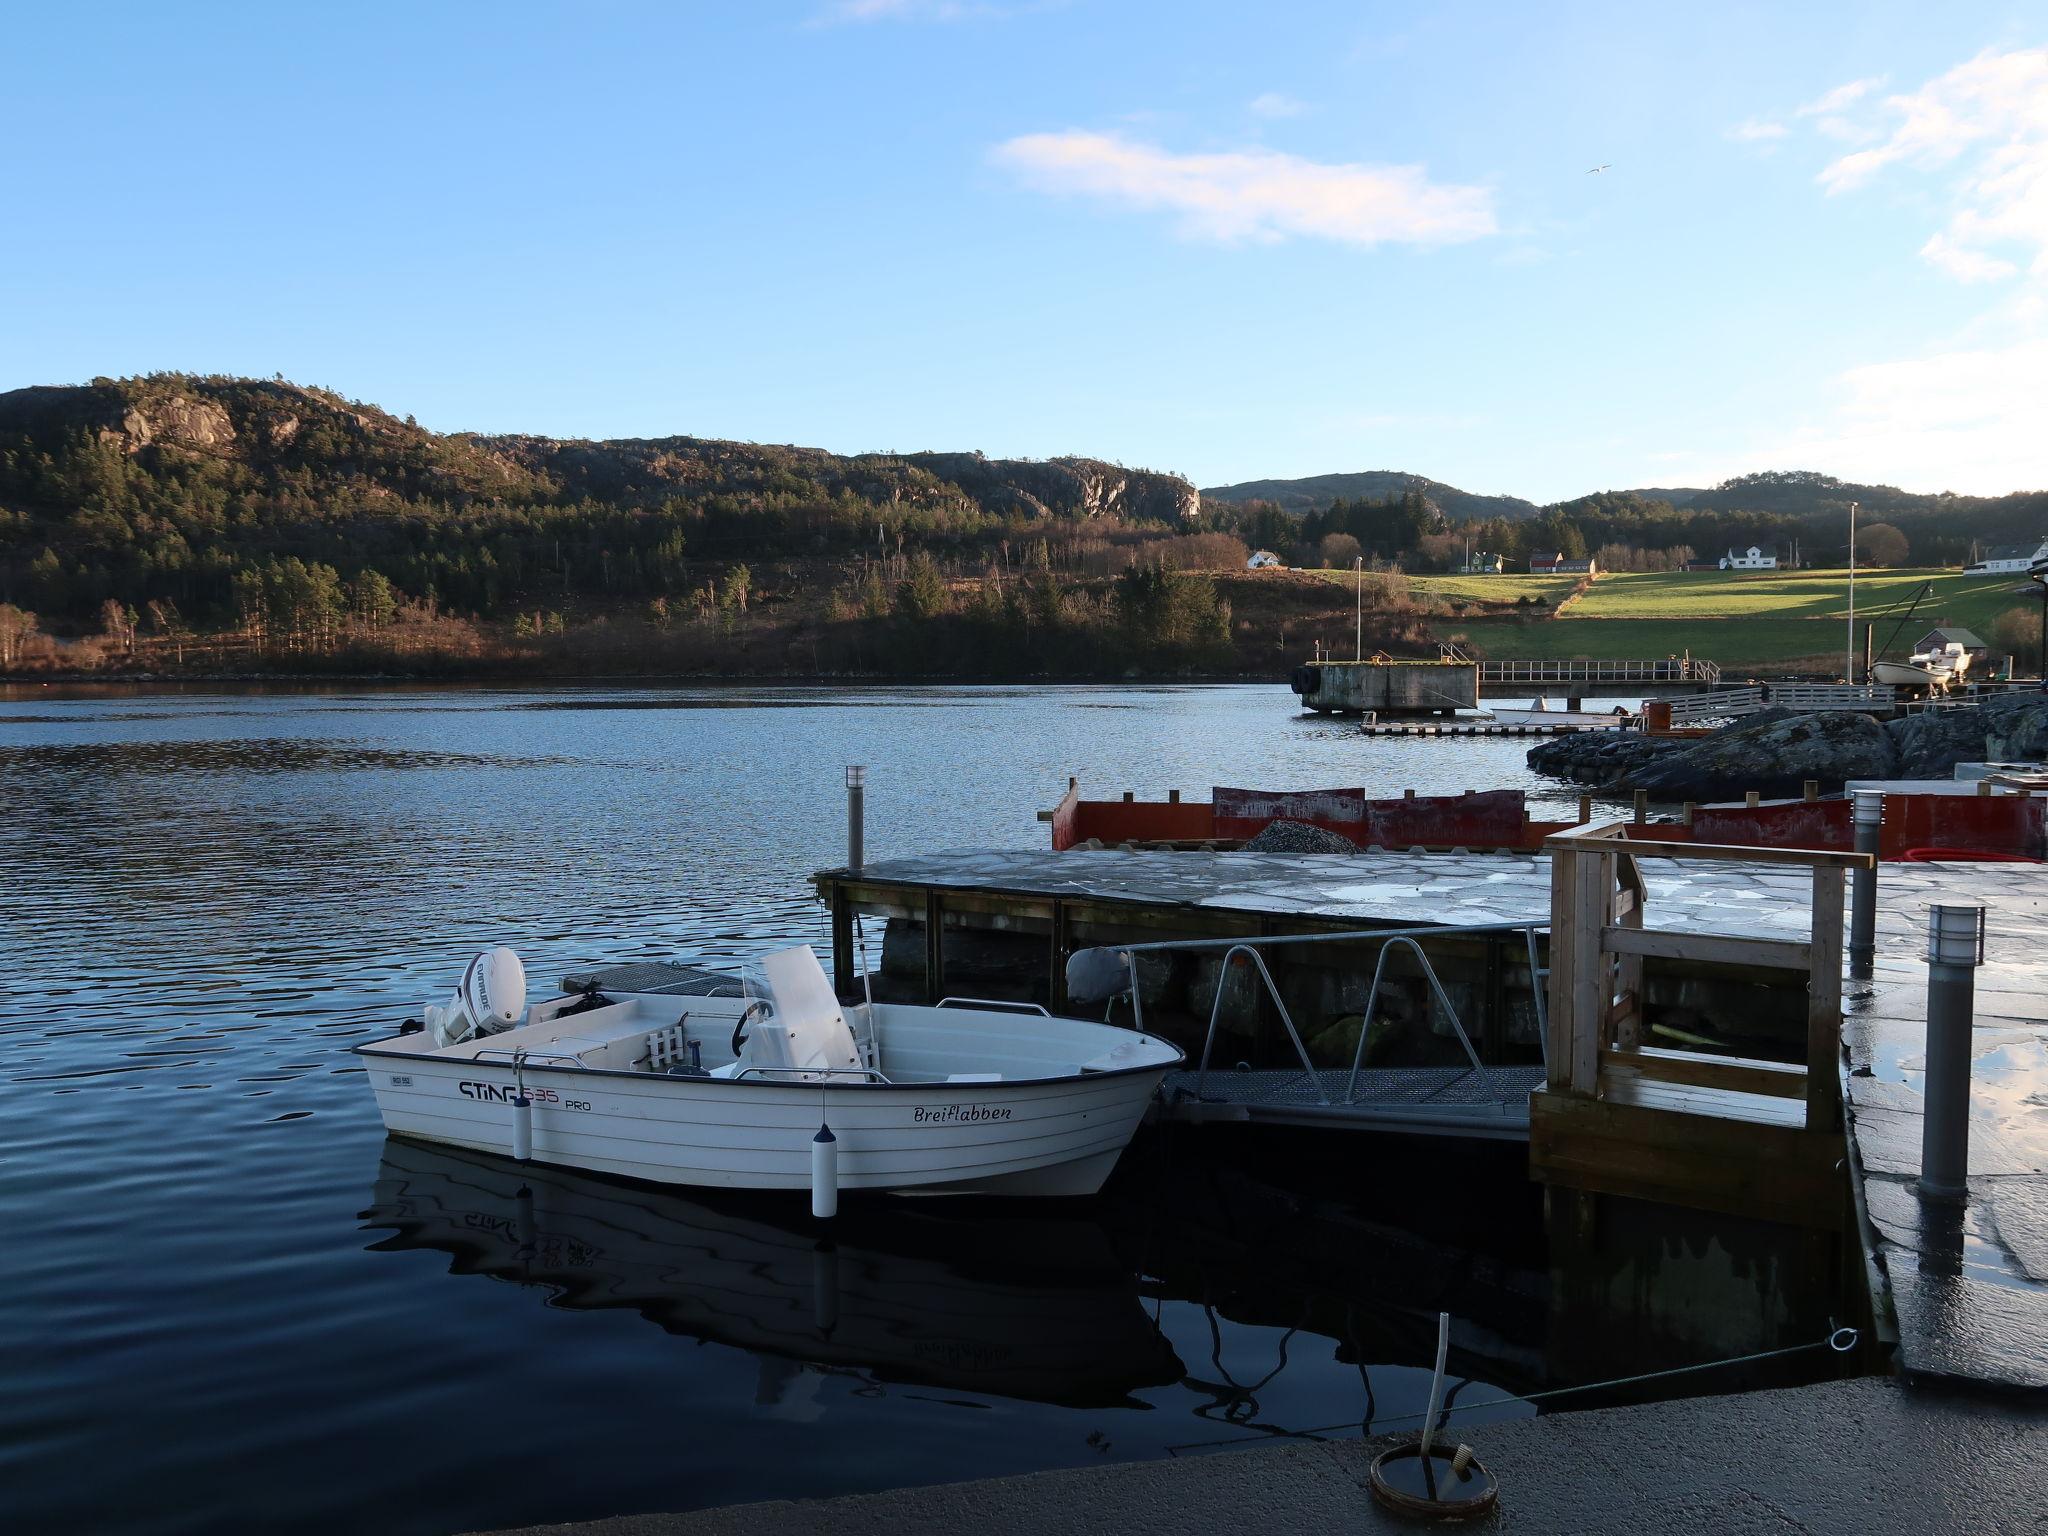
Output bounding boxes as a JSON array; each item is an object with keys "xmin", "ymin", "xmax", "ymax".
[
  {"xmin": 990, "ymin": 131, "xmax": 1496, "ymax": 248},
  {"xmin": 1796, "ymin": 76, "xmax": 1886, "ymax": 118},
  {"xmin": 1653, "ymin": 332, "xmax": 2048, "ymax": 495},
  {"xmin": 1727, "ymin": 118, "xmax": 1788, "ymax": 143},
  {"xmin": 1248, "ymin": 92, "xmax": 1308, "ymax": 119},
  {"xmin": 1815, "ymin": 47, "xmax": 2048, "ymax": 289}
]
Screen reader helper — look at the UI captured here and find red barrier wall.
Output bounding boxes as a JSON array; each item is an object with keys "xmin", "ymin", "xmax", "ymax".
[
  {"xmin": 1668, "ymin": 793, "xmax": 2046, "ymax": 860},
  {"xmin": 1213, "ymin": 786, "xmax": 1366, "ymax": 842}
]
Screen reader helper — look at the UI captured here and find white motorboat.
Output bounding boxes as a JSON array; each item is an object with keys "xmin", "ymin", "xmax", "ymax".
[
  {"xmin": 1872, "ymin": 641, "xmax": 1972, "ymax": 692},
  {"xmin": 356, "ymin": 944, "xmax": 1181, "ymax": 1199}
]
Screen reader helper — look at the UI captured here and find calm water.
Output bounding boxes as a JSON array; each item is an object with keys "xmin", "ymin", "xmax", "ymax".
[{"xmin": 0, "ymin": 684, "xmax": 1811, "ymax": 1534}]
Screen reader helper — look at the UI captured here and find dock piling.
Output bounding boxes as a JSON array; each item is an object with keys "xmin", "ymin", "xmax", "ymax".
[
  {"xmin": 1848, "ymin": 791, "xmax": 1881, "ymax": 977},
  {"xmin": 1919, "ymin": 905, "xmax": 1985, "ymax": 1202}
]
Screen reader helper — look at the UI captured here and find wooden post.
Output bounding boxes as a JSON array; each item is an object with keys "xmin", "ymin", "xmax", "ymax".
[
  {"xmin": 1577, "ymin": 794, "xmax": 1593, "ymax": 824},
  {"xmin": 1568, "ymin": 846, "xmax": 1612, "ymax": 1095},
  {"xmin": 1405, "ymin": 788, "xmax": 1416, "ymax": 799},
  {"xmin": 1168, "ymin": 789, "xmax": 1181, "ymax": 803},
  {"xmin": 1804, "ymin": 780, "xmax": 1819, "ymax": 802},
  {"xmin": 1048, "ymin": 898, "xmax": 1070, "ymax": 1011},
  {"xmin": 1611, "ymin": 854, "xmax": 1646, "ymax": 1051},
  {"xmin": 923, "ymin": 889, "xmax": 946, "ymax": 1005},
  {"xmin": 1682, "ymin": 801, "xmax": 1696, "ymax": 828},
  {"xmin": 1806, "ymin": 866, "xmax": 1845, "ymax": 1133},
  {"xmin": 1631, "ymin": 790, "xmax": 1648, "ymax": 825},
  {"xmin": 1545, "ymin": 844, "xmax": 1577, "ymax": 1091},
  {"xmin": 830, "ymin": 883, "xmax": 855, "ymax": 996},
  {"xmin": 1746, "ymin": 790, "xmax": 1761, "ymax": 807},
  {"xmin": 1122, "ymin": 791, "xmax": 1134, "ymax": 802}
]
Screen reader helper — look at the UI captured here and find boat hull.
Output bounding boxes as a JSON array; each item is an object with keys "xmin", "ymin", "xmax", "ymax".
[{"xmin": 361, "ymin": 1050, "xmax": 1169, "ymax": 1197}]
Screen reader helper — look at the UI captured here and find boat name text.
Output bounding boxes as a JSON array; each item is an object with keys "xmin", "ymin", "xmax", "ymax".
[{"xmin": 912, "ymin": 1103, "xmax": 1012, "ymax": 1125}]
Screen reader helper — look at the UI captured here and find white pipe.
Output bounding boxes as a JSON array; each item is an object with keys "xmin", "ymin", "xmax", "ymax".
[
  {"xmin": 1417, "ymin": 1310, "xmax": 1451, "ymax": 1471},
  {"xmin": 511, "ymin": 1093, "xmax": 533, "ymax": 1162},
  {"xmin": 811, "ymin": 1123, "xmax": 838, "ymax": 1220}
]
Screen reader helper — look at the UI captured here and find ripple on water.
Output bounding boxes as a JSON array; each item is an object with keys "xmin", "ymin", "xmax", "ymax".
[{"xmin": 0, "ymin": 683, "xmax": 1608, "ymax": 1536}]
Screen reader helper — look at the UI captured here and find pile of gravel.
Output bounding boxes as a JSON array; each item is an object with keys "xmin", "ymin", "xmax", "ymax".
[{"xmin": 1244, "ymin": 819, "xmax": 1358, "ymax": 854}]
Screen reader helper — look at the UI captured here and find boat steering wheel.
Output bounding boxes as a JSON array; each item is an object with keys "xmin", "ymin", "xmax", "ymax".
[{"xmin": 731, "ymin": 1000, "xmax": 770, "ymax": 1060}]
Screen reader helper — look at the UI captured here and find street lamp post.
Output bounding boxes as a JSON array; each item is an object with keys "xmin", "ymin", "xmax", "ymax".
[
  {"xmin": 1354, "ymin": 555, "xmax": 1364, "ymax": 662},
  {"xmin": 1846, "ymin": 500, "xmax": 1859, "ymax": 683}
]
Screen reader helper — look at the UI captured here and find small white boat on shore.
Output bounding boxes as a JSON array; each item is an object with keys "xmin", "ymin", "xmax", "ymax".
[
  {"xmin": 1872, "ymin": 641, "xmax": 1972, "ymax": 692},
  {"xmin": 356, "ymin": 945, "xmax": 1181, "ymax": 1199}
]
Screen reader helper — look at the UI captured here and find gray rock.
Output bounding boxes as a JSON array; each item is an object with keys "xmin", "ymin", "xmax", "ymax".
[
  {"xmin": 1243, "ymin": 819, "xmax": 1357, "ymax": 854},
  {"xmin": 1628, "ymin": 709, "xmax": 1899, "ymax": 802},
  {"xmin": 1886, "ymin": 706, "xmax": 1990, "ymax": 778}
]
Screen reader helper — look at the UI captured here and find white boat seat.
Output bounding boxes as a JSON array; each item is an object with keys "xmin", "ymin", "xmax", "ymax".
[
  {"xmin": 740, "ymin": 947, "xmax": 861, "ymax": 1078},
  {"xmin": 643, "ymin": 1020, "xmax": 699, "ymax": 1074}
]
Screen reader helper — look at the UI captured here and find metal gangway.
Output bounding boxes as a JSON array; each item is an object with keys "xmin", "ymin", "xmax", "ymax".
[{"xmin": 1073, "ymin": 923, "xmax": 1551, "ymax": 1141}]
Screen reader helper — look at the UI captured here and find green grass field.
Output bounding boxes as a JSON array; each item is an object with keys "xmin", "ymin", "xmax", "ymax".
[
  {"xmin": 1565, "ymin": 568, "xmax": 2016, "ymax": 624},
  {"xmin": 1435, "ymin": 568, "xmax": 2030, "ymax": 670},
  {"xmin": 1308, "ymin": 570, "xmax": 1579, "ymax": 605}
]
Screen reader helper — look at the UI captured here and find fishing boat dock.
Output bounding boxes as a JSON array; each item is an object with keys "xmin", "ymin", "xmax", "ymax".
[{"xmin": 814, "ymin": 825, "xmax": 2048, "ymax": 1394}]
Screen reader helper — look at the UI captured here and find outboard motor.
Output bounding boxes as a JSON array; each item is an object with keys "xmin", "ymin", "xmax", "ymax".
[{"xmin": 424, "ymin": 947, "xmax": 528, "ymax": 1048}]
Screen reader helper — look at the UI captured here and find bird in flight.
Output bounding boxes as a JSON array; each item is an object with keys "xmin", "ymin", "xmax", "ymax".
[{"xmin": 1587, "ymin": 163, "xmax": 1611, "ymax": 173}]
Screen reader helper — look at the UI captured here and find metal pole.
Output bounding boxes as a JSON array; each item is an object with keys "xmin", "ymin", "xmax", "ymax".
[
  {"xmin": 845, "ymin": 765, "xmax": 866, "ymax": 872},
  {"xmin": 1919, "ymin": 904, "xmax": 1985, "ymax": 1202},
  {"xmin": 1846, "ymin": 500, "xmax": 1857, "ymax": 683},
  {"xmin": 1848, "ymin": 790, "xmax": 1881, "ymax": 977},
  {"xmin": 1354, "ymin": 555, "xmax": 1364, "ymax": 662}
]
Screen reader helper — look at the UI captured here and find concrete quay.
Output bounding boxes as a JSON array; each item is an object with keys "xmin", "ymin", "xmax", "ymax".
[{"xmin": 474, "ymin": 1376, "xmax": 2046, "ymax": 1536}]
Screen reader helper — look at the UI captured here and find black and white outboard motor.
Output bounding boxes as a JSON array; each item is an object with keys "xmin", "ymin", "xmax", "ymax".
[{"xmin": 424, "ymin": 947, "xmax": 528, "ymax": 1048}]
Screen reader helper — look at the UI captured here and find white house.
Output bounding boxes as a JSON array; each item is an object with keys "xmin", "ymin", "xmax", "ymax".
[
  {"xmin": 1247, "ymin": 550, "xmax": 1283, "ymax": 570},
  {"xmin": 1462, "ymin": 550, "xmax": 1505, "ymax": 575},
  {"xmin": 1719, "ymin": 544, "xmax": 1778, "ymax": 570},
  {"xmin": 1965, "ymin": 539, "xmax": 2048, "ymax": 575}
]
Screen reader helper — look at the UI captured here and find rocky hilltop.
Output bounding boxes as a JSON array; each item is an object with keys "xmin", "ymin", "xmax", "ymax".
[{"xmin": 0, "ymin": 375, "xmax": 1197, "ymax": 526}]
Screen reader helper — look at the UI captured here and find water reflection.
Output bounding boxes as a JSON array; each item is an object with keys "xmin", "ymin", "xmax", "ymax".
[{"xmin": 363, "ymin": 1137, "xmax": 1185, "ymax": 1408}]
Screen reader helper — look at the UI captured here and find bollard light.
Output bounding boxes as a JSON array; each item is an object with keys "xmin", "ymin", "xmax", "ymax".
[
  {"xmin": 1919, "ymin": 902, "xmax": 1986, "ymax": 1202},
  {"xmin": 1926, "ymin": 905, "xmax": 1985, "ymax": 968},
  {"xmin": 1851, "ymin": 789, "xmax": 1882, "ymax": 827},
  {"xmin": 846, "ymin": 765, "xmax": 867, "ymax": 789}
]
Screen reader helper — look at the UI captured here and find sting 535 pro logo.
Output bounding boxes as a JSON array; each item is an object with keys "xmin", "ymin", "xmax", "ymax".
[{"xmin": 457, "ymin": 1081, "xmax": 590, "ymax": 1111}]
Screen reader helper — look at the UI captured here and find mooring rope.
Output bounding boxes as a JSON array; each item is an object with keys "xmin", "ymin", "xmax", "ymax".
[{"xmin": 1164, "ymin": 1325, "xmax": 1860, "ymax": 1456}]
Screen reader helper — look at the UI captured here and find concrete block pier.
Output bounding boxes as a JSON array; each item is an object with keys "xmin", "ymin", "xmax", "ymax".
[{"xmin": 1290, "ymin": 658, "xmax": 1477, "ymax": 715}]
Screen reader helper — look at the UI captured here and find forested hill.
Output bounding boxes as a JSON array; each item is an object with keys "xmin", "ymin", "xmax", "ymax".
[
  {"xmin": 1205, "ymin": 465, "xmax": 2044, "ymax": 531},
  {"xmin": 1201, "ymin": 470, "xmax": 1538, "ymax": 522},
  {"xmin": 0, "ymin": 374, "xmax": 1197, "ymax": 629}
]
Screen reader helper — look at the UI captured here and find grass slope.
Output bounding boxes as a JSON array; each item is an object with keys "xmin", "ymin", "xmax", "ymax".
[{"xmin": 1435, "ymin": 567, "xmax": 2029, "ymax": 669}]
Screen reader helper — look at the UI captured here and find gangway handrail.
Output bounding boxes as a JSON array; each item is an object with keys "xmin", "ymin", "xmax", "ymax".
[
  {"xmin": 1189, "ymin": 944, "xmax": 1328, "ymax": 1105},
  {"xmin": 1343, "ymin": 937, "xmax": 1493, "ymax": 1104},
  {"xmin": 1103, "ymin": 920, "xmax": 1551, "ymax": 1106}
]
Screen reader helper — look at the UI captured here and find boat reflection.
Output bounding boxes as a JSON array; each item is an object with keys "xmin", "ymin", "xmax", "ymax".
[{"xmin": 362, "ymin": 1136, "xmax": 1184, "ymax": 1408}]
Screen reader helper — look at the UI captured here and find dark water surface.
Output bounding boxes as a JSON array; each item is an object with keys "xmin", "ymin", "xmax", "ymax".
[{"xmin": 0, "ymin": 684, "xmax": 1820, "ymax": 1534}]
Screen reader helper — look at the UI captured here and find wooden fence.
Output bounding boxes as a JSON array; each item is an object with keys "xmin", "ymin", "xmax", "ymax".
[{"xmin": 1530, "ymin": 821, "xmax": 1871, "ymax": 1224}]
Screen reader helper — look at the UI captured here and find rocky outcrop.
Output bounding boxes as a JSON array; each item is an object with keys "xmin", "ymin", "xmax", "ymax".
[
  {"xmin": 118, "ymin": 394, "xmax": 236, "ymax": 453},
  {"xmin": 1629, "ymin": 710, "xmax": 1898, "ymax": 801},
  {"xmin": 1529, "ymin": 694, "xmax": 2048, "ymax": 802}
]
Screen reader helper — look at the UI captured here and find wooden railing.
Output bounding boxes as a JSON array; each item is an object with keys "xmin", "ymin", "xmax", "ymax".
[{"xmin": 1543, "ymin": 822, "xmax": 1869, "ymax": 1134}]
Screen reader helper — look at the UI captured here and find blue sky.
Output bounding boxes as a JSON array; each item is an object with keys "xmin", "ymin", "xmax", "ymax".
[{"xmin": 4, "ymin": 2, "xmax": 2045, "ymax": 500}]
